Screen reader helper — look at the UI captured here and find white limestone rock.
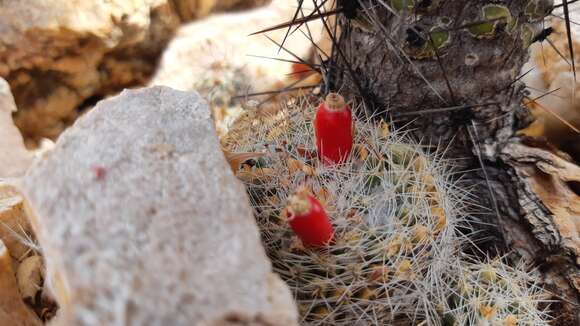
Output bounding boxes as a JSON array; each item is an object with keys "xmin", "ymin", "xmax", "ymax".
[{"xmin": 21, "ymin": 86, "xmax": 297, "ymax": 325}]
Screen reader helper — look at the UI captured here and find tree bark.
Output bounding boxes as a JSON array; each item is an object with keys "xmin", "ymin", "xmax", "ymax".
[{"xmin": 328, "ymin": 1, "xmax": 579, "ymax": 324}]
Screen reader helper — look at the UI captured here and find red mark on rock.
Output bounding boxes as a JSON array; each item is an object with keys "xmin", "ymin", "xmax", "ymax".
[{"xmin": 91, "ymin": 166, "xmax": 106, "ymax": 180}]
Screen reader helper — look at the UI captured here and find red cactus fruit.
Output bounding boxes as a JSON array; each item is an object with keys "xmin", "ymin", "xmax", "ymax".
[
  {"xmin": 314, "ymin": 93, "xmax": 353, "ymax": 165},
  {"xmin": 286, "ymin": 192, "xmax": 334, "ymax": 247}
]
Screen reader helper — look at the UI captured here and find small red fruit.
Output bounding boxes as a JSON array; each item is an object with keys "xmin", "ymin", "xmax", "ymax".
[
  {"xmin": 286, "ymin": 192, "xmax": 334, "ymax": 248},
  {"xmin": 314, "ymin": 93, "xmax": 353, "ymax": 165}
]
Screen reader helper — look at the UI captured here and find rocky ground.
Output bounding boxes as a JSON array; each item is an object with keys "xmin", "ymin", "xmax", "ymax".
[
  {"xmin": 0, "ymin": 1, "xmax": 314, "ymax": 324},
  {"xmin": 0, "ymin": 0, "xmax": 270, "ymax": 146},
  {"xmin": 0, "ymin": 0, "xmax": 578, "ymax": 325}
]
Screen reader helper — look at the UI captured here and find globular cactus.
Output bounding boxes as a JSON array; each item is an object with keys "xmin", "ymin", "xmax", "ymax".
[
  {"xmin": 223, "ymin": 94, "xmax": 550, "ymax": 325},
  {"xmin": 443, "ymin": 257, "xmax": 551, "ymax": 326},
  {"xmin": 192, "ymin": 65, "xmax": 249, "ymax": 136}
]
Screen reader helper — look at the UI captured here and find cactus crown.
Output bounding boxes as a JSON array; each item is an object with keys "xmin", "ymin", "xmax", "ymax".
[
  {"xmin": 288, "ymin": 192, "xmax": 312, "ymax": 217},
  {"xmin": 323, "ymin": 93, "xmax": 346, "ymax": 111}
]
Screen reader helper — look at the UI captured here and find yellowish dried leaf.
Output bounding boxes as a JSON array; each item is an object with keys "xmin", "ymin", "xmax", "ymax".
[
  {"xmin": 236, "ymin": 167, "xmax": 275, "ymax": 183},
  {"xmin": 223, "ymin": 150, "xmax": 266, "ymax": 172},
  {"xmin": 16, "ymin": 255, "xmax": 43, "ymax": 302}
]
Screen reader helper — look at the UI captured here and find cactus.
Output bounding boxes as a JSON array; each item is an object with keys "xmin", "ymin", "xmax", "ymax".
[
  {"xmin": 223, "ymin": 94, "xmax": 551, "ymax": 325},
  {"xmin": 193, "ymin": 64, "xmax": 249, "ymax": 136},
  {"xmin": 445, "ymin": 256, "xmax": 551, "ymax": 326}
]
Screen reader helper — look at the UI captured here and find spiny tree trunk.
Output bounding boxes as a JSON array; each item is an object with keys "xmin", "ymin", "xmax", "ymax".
[{"xmin": 327, "ymin": 0, "xmax": 578, "ymax": 324}]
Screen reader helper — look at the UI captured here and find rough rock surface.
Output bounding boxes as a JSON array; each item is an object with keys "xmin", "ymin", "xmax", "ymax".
[
  {"xmin": 21, "ymin": 86, "xmax": 298, "ymax": 325},
  {"xmin": 0, "ymin": 239, "xmax": 42, "ymax": 326},
  {"xmin": 0, "ymin": 78, "xmax": 32, "ymax": 177},
  {"xmin": 151, "ymin": 0, "xmax": 322, "ymax": 133},
  {"xmin": 152, "ymin": 0, "xmax": 312, "ymax": 93},
  {"xmin": 172, "ymin": 0, "xmax": 270, "ymax": 21},
  {"xmin": 0, "ymin": 0, "xmax": 270, "ymax": 144}
]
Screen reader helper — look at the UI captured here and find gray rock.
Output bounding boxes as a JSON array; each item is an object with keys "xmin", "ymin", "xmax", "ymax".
[
  {"xmin": 0, "ymin": 0, "xmax": 270, "ymax": 143},
  {"xmin": 150, "ymin": 0, "xmax": 323, "ymax": 135},
  {"xmin": 21, "ymin": 86, "xmax": 297, "ymax": 325},
  {"xmin": 0, "ymin": 77, "xmax": 32, "ymax": 178}
]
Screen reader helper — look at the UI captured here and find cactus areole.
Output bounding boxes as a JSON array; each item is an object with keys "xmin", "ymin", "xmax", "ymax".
[
  {"xmin": 287, "ymin": 193, "xmax": 333, "ymax": 247},
  {"xmin": 315, "ymin": 93, "xmax": 353, "ymax": 165}
]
